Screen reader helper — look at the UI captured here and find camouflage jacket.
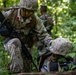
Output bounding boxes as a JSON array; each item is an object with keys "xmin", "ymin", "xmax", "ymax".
[
  {"xmin": 40, "ymin": 13, "xmax": 54, "ymax": 34},
  {"xmin": 3, "ymin": 9, "xmax": 52, "ymax": 48}
]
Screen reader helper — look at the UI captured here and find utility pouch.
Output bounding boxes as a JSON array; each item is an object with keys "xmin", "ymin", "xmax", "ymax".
[
  {"xmin": 50, "ymin": 62, "xmax": 58, "ymax": 71},
  {"xmin": 50, "ymin": 61, "xmax": 70, "ymax": 72}
]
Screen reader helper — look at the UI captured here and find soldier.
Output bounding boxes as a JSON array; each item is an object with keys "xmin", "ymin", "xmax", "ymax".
[
  {"xmin": 40, "ymin": 5, "xmax": 54, "ymax": 35},
  {"xmin": 38, "ymin": 37, "xmax": 74, "ymax": 72},
  {"xmin": 1, "ymin": 0, "xmax": 53, "ymax": 73}
]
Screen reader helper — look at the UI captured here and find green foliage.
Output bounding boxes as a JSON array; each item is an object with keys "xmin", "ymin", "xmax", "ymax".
[
  {"xmin": 66, "ymin": 53, "xmax": 76, "ymax": 58},
  {"xmin": 0, "ymin": 36, "xmax": 11, "ymax": 75},
  {"xmin": 0, "ymin": 0, "xmax": 76, "ymax": 74},
  {"xmin": 0, "ymin": 0, "xmax": 19, "ymax": 7},
  {"xmin": 32, "ymin": 46, "xmax": 38, "ymax": 72},
  {"xmin": 73, "ymin": 43, "xmax": 76, "ymax": 51}
]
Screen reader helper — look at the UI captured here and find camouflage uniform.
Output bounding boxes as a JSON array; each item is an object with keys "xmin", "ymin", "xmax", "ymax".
[
  {"xmin": 39, "ymin": 37, "xmax": 73, "ymax": 72},
  {"xmin": 3, "ymin": 0, "xmax": 52, "ymax": 73},
  {"xmin": 40, "ymin": 5, "xmax": 54, "ymax": 34}
]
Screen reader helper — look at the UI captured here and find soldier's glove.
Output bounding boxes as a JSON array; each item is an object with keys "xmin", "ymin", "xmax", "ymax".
[{"xmin": 0, "ymin": 22, "xmax": 10, "ymax": 37}]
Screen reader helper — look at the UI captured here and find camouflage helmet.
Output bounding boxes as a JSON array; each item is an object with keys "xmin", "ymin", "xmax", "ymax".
[
  {"xmin": 19, "ymin": 0, "xmax": 38, "ymax": 11},
  {"xmin": 49, "ymin": 37, "xmax": 73, "ymax": 57}
]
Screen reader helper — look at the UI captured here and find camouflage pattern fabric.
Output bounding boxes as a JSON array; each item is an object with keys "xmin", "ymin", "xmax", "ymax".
[
  {"xmin": 4, "ymin": 38, "xmax": 23, "ymax": 72},
  {"xmin": 49, "ymin": 37, "xmax": 73, "ymax": 56},
  {"xmin": 3, "ymin": 8, "xmax": 52, "ymax": 72},
  {"xmin": 19, "ymin": 0, "xmax": 38, "ymax": 10},
  {"xmin": 39, "ymin": 37, "xmax": 73, "ymax": 72},
  {"xmin": 38, "ymin": 37, "xmax": 73, "ymax": 58}
]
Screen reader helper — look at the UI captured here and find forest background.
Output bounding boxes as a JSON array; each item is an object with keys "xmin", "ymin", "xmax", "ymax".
[{"xmin": 0, "ymin": 0, "xmax": 76, "ymax": 75}]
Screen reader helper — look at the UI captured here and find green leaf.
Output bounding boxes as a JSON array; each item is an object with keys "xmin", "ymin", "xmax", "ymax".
[{"xmin": 66, "ymin": 53, "xmax": 76, "ymax": 58}]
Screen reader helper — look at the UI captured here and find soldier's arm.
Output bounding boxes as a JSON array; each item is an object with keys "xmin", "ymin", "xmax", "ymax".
[
  {"xmin": 3, "ymin": 10, "xmax": 12, "ymax": 18},
  {"xmin": 35, "ymin": 15, "xmax": 53, "ymax": 46}
]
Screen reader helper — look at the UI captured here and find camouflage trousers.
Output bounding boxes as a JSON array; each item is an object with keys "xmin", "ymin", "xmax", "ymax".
[{"xmin": 4, "ymin": 38, "xmax": 31, "ymax": 73}]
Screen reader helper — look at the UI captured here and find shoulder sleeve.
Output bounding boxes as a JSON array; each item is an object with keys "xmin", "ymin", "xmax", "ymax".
[
  {"xmin": 3, "ymin": 10, "xmax": 11, "ymax": 18},
  {"xmin": 35, "ymin": 15, "xmax": 52, "ymax": 45}
]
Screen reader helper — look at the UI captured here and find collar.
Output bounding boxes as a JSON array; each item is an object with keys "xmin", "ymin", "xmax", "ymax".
[{"xmin": 17, "ymin": 9, "xmax": 24, "ymax": 22}]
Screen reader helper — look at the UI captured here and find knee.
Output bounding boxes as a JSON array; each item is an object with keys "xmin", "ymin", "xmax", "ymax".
[
  {"xmin": 4, "ymin": 38, "xmax": 21, "ymax": 51},
  {"xmin": 10, "ymin": 38, "xmax": 21, "ymax": 48}
]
